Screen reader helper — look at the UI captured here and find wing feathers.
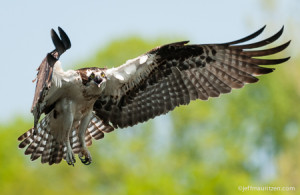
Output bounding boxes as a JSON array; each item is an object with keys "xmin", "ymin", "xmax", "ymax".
[
  {"xmin": 201, "ymin": 68, "xmax": 232, "ymax": 94},
  {"xmin": 241, "ymin": 41, "xmax": 291, "ymax": 57},
  {"xmin": 197, "ymin": 71, "xmax": 221, "ymax": 97},
  {"xmin": 245, "ymin": 57, "xmax": 290, "ymax": 65},
  {"xmin": 96, "ymin": 26, "xmax": 290, "ymax": 128},
  {"xmin": 185, "ymin": 70, "xmax": 209, "ymax": 100},
  {"xmin": 31, "ymin": 27, "xmax": 71, "ymax": 130},
  {"xmin": 229, "ymin": 26, "xmax": 284, "ymax": 49},
  {"xmin": 224, "ymin": 25, "xmax": 266, "ymax": 45},
  {"xmin": 209, "ymin": 64, "xmax": 245, "ymax": 88},
  {"xmin": 50, "ymin": 27, "xmax": 71, "ymax": 57},
  {"xmin": 18, "ymin": 112, "xmax": 114, "ymax": 165},
  {"xmin": 51, "ymin": 29, "xmax": 66, "ymax": 57},
  {"xmin": 58, "ymin": 27, "xmax": 71, "ymax": 50}
]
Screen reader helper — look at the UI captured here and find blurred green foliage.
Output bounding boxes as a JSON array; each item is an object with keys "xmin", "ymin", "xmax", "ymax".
[{"xmin": 0, "ymin": 34, "xmax": 299, "ymax": 195}]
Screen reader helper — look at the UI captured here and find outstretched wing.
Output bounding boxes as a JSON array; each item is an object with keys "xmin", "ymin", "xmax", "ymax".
[
  {"xmin": 31, "ymin": 27, "xmax": 71, "ymax": 129},
  {"xmin": 94, "ymin": 26, "xmax": 290, "ymax": 128}
]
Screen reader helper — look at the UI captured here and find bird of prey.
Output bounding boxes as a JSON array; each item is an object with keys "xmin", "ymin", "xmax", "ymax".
[{"xmin": 18, "ymin": 26, "xmax": 290, "ymax": 166}]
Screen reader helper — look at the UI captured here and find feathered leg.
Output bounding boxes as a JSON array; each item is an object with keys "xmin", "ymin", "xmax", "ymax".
[
  {"xmin": 57, "ymin": 98, "xmax": 76, "ymax": 166},
  {"xmin": 77, "ymin": 111, "xmax": 93, "ymax": 165}
]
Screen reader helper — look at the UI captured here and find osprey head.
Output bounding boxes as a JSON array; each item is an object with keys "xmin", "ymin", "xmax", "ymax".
[
  {"xmin": 78, "ymin": 68, "xmax": 107, "ymax": 89},
  {"xmin": 88, "ymin": 71, "xmax": 106, "ymax": 87}
]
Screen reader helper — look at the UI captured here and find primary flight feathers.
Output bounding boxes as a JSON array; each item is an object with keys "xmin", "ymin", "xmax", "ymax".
[{"xmin": 19, "ymin": 26, "xmax": 290, "ymax": 165}]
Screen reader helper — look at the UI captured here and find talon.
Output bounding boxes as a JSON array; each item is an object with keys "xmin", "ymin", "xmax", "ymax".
[
  {"xmin": 78, "ymin": 149, "xmax": 92, "ymax": 165},
  {"xmin": 67, "ymin": 161, "xmax": 74, "ymax": 167},
  {"xmin": 66, "ymin": 158, "xmax": 75, "ymax": 166},
  {"xmin": 79, "ymin": 155, "xmax": 92, "ymax": 165},
  {"xmin": 66, "ymin": 147, "xmax": 76, "ymax": 166},
  {"xmin": 79, "ymin": 155, "xmax": 86, "ymax": 163}
]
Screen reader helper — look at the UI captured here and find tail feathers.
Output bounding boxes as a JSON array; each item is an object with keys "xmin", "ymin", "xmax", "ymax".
[
  {"xmin": 18, "ymin": 113, "xmax": 114, "ymax": 165},
  {"xmin": 87, "ymin": 113, "xmax": 114, "ymax": 139},
  {"xmin": 48, "ymin": 141, "xmax": 64, "ymax": 165},
  {"xmin": 18, "ymin": 128, "xmax": 34, "ymax": 148},
  {"xmin": 69, "ymin": 113, "xmax": 115, "ymax": 154},
  {"xmin": 18, "ymin": 114, "xmax": 65, "ymax": 165}
]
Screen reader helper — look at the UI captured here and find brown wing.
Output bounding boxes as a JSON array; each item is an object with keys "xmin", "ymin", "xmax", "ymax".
[
  {"xmin": 94, "ymin": 26, "xmax": 290, "ymax": 128},
  {"xmin": 31, "ymin": 27, "xmax": 71, "ymax": 129}
]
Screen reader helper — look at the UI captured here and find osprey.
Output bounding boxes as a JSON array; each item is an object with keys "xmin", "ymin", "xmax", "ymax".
[{"xmin": 18, "ymin": 26, "xmax": 290, "ymax": 166}]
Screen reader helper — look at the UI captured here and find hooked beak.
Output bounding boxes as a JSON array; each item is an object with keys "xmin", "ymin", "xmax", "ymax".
[
  {"xmin": 94, "ymin": 75, "xmax": 102, "ymax": 87},
  {"xmin": 94, "ymin": 75, "xmax": 106, "ymax": 87}
]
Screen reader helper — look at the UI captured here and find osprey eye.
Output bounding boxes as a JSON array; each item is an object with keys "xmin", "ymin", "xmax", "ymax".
[
  {"xmin": 89, "ymin": 73, "xmax": 95, "ymax": 79},
  {"xmin": 100, "ymin": 72, "xmax": 106, "ymax": 78}
]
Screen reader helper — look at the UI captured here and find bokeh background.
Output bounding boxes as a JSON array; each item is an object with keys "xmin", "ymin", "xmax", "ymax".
[{"xmin": 0, "ymin": 0, "xmax": 299, "ymax": 194}]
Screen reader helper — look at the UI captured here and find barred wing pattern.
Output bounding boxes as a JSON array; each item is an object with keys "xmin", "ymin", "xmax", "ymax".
[
  {"xmin": 95, "ymin": 26, "xmax": 290, "ymax": 128},
  {"xmin": 18, "ymin": 112, "xmax": 113, "ymax": 165}
]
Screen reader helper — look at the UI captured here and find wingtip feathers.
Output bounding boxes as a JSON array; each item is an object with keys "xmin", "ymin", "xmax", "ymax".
[
  {"xmin": 50, "ymin": 27, "xmax": 71, "ymax": 57},
  {"xmin": 58, "ymin": 27, "xmax": 71, "ymax": 50}
]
